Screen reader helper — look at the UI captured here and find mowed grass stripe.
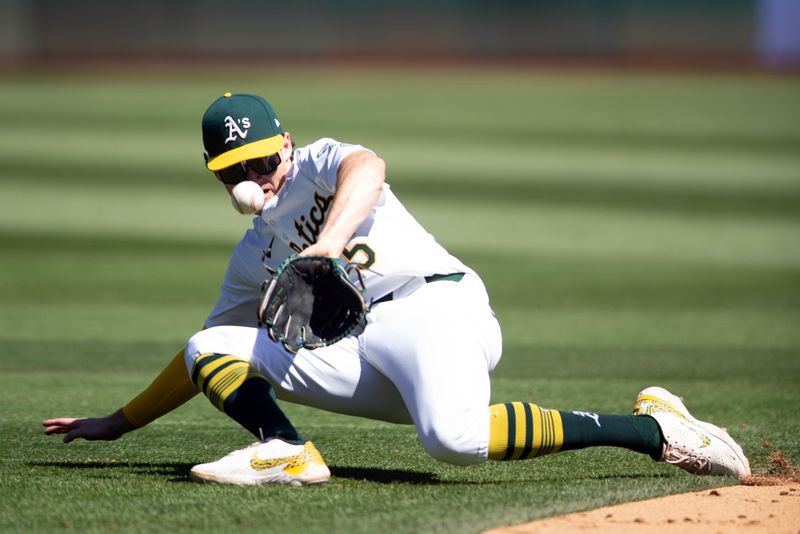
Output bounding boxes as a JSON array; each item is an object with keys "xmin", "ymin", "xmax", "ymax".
[
  {"xmin": 1, "ymin": 72, "xmax": 798, "ymax": 158},
  {"xmin": 1, "ymin": 183, "xmax": 797, "ymax": 268},
  {"xmin": 0, "ymin": 182, "xmax": 246, "ymax": 242},
  {"xmin": 5, "ymin": 150, "xmax": 799, "ymax": 219},
  {"xmin": 2, "ymin": 108, "xmax": 798, "ymax": 155},
  {"xmin": 1, "ymin": 219, "xmax": 796, "ymax": 297},
  {"xmin": 3, "ymin": 122, "xmax": 797, "ymax": 188},
  {"xmin": 413, "ymin": 199, "xmax": 800, "ymax": 268},
  {"xmin": 4, "ymin": 165, "xmax": 798, "ymax": 221}
]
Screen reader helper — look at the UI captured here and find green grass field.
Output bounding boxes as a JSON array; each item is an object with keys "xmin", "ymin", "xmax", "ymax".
[{"xmin": 0, "ymin": 66, "xmax": 798, "ymax": 533}]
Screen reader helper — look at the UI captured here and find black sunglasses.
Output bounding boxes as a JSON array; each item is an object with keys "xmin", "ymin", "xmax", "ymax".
[{"xmin": 204, "ymin": 152, "xmax": 282, "ymax": 185}]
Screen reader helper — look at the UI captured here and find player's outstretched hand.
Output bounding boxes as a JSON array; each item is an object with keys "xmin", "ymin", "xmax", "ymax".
[{"xmin": 42, "ymin": 409, "xmax": 136, "ymax": 443}]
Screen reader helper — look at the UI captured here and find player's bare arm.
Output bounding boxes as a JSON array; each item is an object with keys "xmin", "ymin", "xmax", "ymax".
[{"xmin": 301, "ymin": 150, "xmax": 385, "ymax": 258}]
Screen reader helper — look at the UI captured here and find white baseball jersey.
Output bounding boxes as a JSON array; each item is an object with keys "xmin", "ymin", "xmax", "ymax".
[
  {"xmin": 191, "ymin": 137, "xmax": 502, "ymax": 465},
  {"xmin": 205, "ymin": 138, "xmax": 474, "ymax": 328}
]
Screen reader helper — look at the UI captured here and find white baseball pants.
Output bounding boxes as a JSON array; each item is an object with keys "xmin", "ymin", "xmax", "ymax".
[{"xmin": 185, "ymin": 273, "xmax": 503, "ymax": 465}]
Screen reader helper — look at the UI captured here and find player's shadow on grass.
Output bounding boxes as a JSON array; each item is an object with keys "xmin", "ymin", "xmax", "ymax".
[
  {"xmin": 31, "ymin": 461, "xmax": 675, "ymax": 485},
  {"xmin": 29, "ymin": 461, "xmax": 194, "ymax": 482},
  {"xmin": 31, "ymin": 461, "xmax": 445, "ymax": 485},
  {"xmin": 330, "ymin": 466, "xmax": 444, "ymax": 485}
]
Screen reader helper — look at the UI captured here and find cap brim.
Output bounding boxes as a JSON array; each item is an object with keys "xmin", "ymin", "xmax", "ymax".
[{"xmin": 206, "ymin": 134, "xmax": 284, "ymax": 171}]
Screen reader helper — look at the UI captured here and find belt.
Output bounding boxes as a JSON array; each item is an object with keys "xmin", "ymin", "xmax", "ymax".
[{"xmin": 372, "ymin": 272, "xmax": 465, "ymax": 306}]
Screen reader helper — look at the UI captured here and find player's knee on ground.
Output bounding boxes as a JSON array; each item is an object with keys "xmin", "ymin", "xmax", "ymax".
[{"xmin": 417, "ymin": 414, "xmax": 488, "ymax": 466}]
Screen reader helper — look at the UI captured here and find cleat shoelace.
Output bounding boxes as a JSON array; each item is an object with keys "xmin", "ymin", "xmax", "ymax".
[{"xmin": 663, "ymin": 444, "xmax": 712, "ymax": 475}]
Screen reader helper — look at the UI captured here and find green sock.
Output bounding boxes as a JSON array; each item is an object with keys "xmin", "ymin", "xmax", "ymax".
[{"xmin": 560, "ymin": 411, "xmax": 663, "ymax": 459}]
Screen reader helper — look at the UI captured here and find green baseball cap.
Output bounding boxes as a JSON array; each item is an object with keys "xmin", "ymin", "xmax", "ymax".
[{"xmin": 202, "ymin": 92, "xmax": 285, "ymax": 171}]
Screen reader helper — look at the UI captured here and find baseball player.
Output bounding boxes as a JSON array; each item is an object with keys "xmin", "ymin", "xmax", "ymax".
[{"xmin": 43, "ymin": 93, "xmax": 750, "ymax": 485}]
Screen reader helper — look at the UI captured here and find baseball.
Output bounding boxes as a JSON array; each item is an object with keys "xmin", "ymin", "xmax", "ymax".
[{"xmin": 230, "ymin": 181, "xmax": 265, "ymax": 214}]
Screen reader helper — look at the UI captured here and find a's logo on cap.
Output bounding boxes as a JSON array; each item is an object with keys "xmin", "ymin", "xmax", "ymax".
[{"xmin": 224, "ymin": 116, "xmax": 251, "ymax": 144}]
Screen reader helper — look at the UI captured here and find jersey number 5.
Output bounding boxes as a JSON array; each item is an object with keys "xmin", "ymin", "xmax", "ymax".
[{"xmin": 343, "ymin": 243, "xmax": 375, "ymax": 269}]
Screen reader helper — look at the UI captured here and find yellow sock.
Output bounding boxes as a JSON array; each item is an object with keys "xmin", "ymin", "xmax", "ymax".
[
  {"xmin": 122, "ymin": 349, "xmax": 198, "ymax": 427},
  {"xmin": 488, "ymin": 402, "xmax": 564, "ymax": 461}
]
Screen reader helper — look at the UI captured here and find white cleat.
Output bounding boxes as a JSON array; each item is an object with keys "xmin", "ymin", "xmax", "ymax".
[
  {"xmin": 633, "ymin": 386, "xmax": 693, "ymax": 421},
  {"xmin": 190, "ymin": 439, "xmax": 331, "ymax": 486},
  {"xmin": 633, "ymin": 386, "xmax": 751, "ymax": 477}
]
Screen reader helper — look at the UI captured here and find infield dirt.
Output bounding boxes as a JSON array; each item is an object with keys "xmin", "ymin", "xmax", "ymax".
[{"xmin": 487, "ymin": 452, "xmax": 800, "ymax": 534}]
